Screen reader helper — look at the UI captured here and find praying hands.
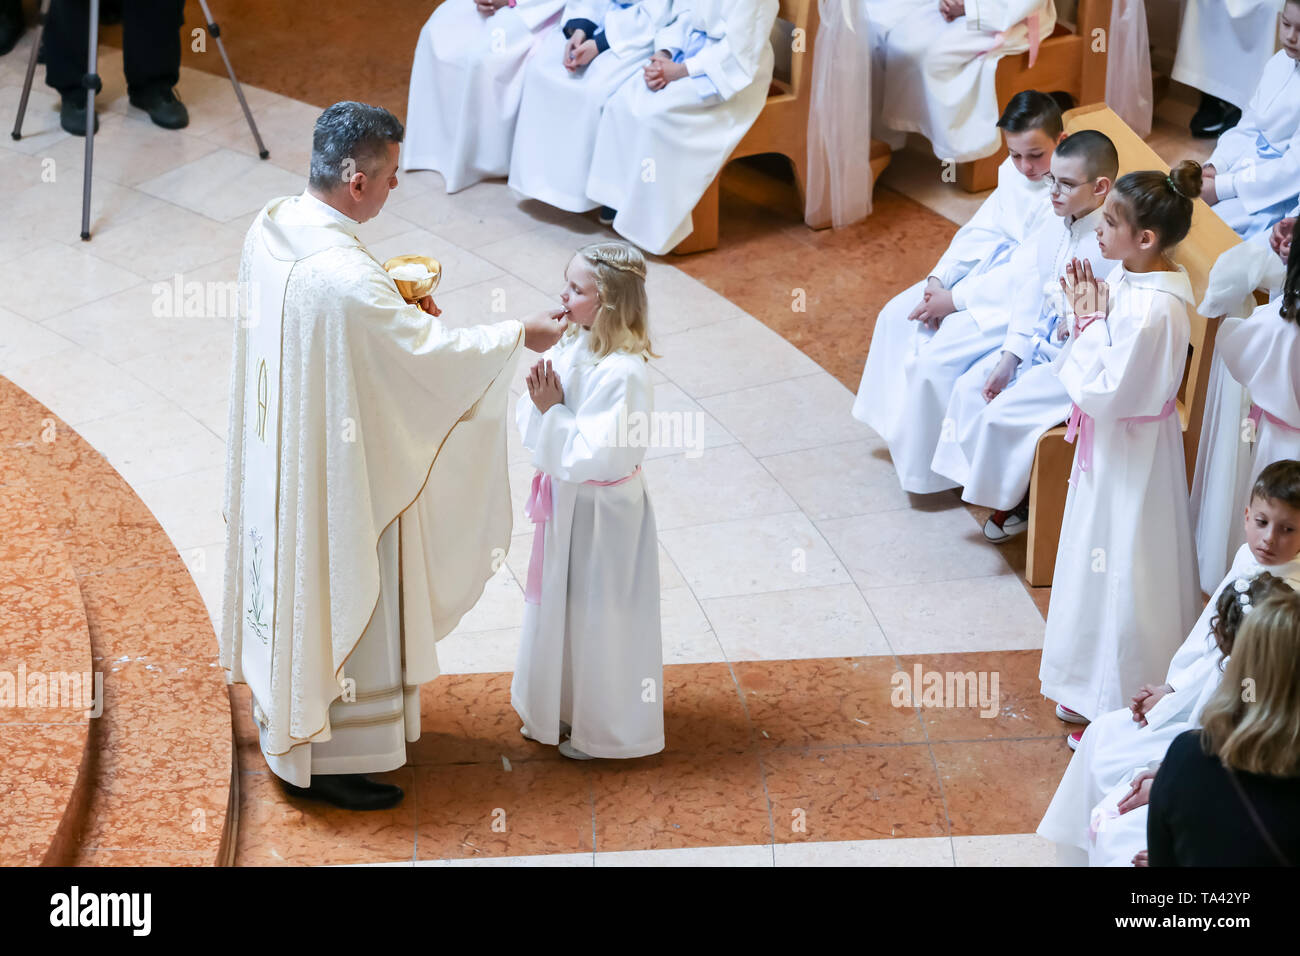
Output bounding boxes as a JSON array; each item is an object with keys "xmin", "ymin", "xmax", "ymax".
[
  {"xmin": 564, "ymin": 30, "xmax": 599, "ymax": 71},
  {"xmin": 644, "ymin": 51, "xmax": 688, "ymax": 91},
  {"xmin": 527, "ymin": 358, "xmax": 565, "ymax": 413}
]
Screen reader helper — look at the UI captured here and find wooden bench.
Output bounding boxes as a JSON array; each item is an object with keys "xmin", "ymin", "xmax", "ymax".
[
  {"xmin": 673, "ymin": 0, "xmax": 892, "ymax": 254},
  {"xmin": 1024, "ymin": 103, "xmax": 1241, "ymax": 585},
  {"xmin": 957, "ymin": 0, "xmax": 1112, "ymax": 193}
]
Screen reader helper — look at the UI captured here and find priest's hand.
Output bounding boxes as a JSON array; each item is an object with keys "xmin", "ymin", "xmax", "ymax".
[
  {"xmin": 1117, "ymin": 769, "xmax": 1159, "ymax": 814},
  {"xmin": 527, "ymin": 359, "xmax": 565, "ymax": 413},
  {"xmin": 981, "ymin": 352, "xmax": 1020, "ymax": 403},
  {"xmin": 418, "ymin": 294, "xmax": 441, "ymax": 317},
  {"xmin": 522, "ymin": 307, "xmax": 568, "ymax": 352}
]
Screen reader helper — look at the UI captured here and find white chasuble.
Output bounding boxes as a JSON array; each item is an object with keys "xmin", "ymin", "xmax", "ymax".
[
  {"xmin": 1038, "ymin": 544, "xmax": 1300, "ymax": 855},
  {"xmin": 511, "ymin": 328, "xmax": 664, "ymax": 758},
  {"xmin": 403, "ymin": 0, "xmax": 566, "ymax": 192},
  {"xmin": 1039, "ymin": 266, "xmax": 1201, "ymax": 722},
  {"xmin": 220, "ymin": 191, "xmax": 524, "ymax": 786}
]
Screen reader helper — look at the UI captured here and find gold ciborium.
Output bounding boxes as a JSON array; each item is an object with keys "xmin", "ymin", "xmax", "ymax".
[{"xmin": 383, "ymin": 255, "xmax": 442, "ymax": 303}]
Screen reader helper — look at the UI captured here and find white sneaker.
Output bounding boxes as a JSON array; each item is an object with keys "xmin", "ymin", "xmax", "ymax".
[
  {"xmin": 1066, "ymin": 729, "xmax": 1084, "ymax": 751},
  {"xmin": 1055, "ymin": 703, "xmax": 1089, "ymax": 725},
  {"xmin": 520, "ymin": 721, "xmax": 572, "ymax": 742},
  {"xmin": 983, "ymin": 507, "xmax": 1029, "ymax": 543},
  {"xmin": 558, "ymin": 740, "xmax": 593, "ymax": 760}
]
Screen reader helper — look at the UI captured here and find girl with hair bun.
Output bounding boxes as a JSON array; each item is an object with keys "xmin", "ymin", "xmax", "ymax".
[
  {"xmin": 1038, "ymin": 161, "xmax": 1205, "ymax": 742},
  {"xmin": 512, "ymin": 240, "xmax": 665, "ymax": 761}
]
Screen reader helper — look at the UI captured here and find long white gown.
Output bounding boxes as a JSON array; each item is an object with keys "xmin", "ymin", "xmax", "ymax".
[
  {"xmin": 1172, "ymin": 0, "xmax": 1278, "ymax": 111},
  {"xmin": 931, "ymin": 204, "xmax": 1107, "ymax": 510},
  {"xmin": 1206, "ymin": 50, "xmax": 1300, "ymax": 239},
  {"xmin": 851, "ymin": 157, "xmax": 1051, "ymax": 492},
  {"xmin": 1221, "ymin": 299, "xmax": 1300, "ymax": 481},
  {"xmin": 1038, "ymin": 543, "xmax": 1300, "ymax": 857},
  {"xmin": 877, "ymin": 0, "xmax": 1057, "ymax": 163},
  {"xmin": 403, "ymin": 0, "xmax": 566, "ymax": 192},
  {"xmin": 508, "ymin": 0, "xmax": 673, "ymax": 212},
  {"xmin": 1038, "ymin": 265, "xmax": 1202, "ymax": 721},
  {"xmin": 585, "ymin": 0, "xmax": 779, "ymax": 254},
  {"xmin": 512, "ymin": 328, "xmax": 664, "ymax": 758}
]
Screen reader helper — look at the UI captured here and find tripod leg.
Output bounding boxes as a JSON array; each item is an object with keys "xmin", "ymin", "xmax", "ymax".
[
  {"xmin": 11, "ymin": 0, "xmax": 49, "ymax": 140},
  {"xmin": 196, "ymin": 0, "xmax": 269, "ymax": 159},
  {"xmin": 81, "ymin": 0, "xmax": 101, "ymax": 241}
]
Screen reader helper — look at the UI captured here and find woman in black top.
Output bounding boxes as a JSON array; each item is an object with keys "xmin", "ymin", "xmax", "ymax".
[{"xmin": 1147, "ymin": 589, "xmax": 1300, "ymax": 866}]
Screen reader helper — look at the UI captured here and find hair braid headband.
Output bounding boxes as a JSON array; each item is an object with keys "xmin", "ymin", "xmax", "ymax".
[
  {"xmin": 1234, "ymin": 577, "xmax": 1255, "ymax": 615},
  {"xmin": 586, "ymin": 250, "xmax": 646, "ymax": 279}
]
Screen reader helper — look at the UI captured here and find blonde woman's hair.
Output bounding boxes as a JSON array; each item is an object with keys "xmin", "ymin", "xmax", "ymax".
[
  {"xmin": 567, "ymin": 241, "xmax": 658, "ymax": 361},
  {"xmin": 1199, "ymin": 586, "xmax": 1300, "ymax": 777}
]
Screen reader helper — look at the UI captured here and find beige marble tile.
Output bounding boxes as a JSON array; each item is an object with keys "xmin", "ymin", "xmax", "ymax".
[
  {"xmin": 118, "ymin": 328, "xmax": 233, "ymax": 414},
  {"xmin": 951, "ymin": 832, "xmax": 1057, "ymax": 867},
  {"xmin": 174, "ymin": 68, "xmax": 283, "ymax": 138},
  {"xmin": 878, "ymin": 144, "xmax": 987, "ymax": 227},
  {"xmin": 365, "ymin": 227, "xmax": 504, "ymax": 294},
  {"xmin": 817, "ymin": 503, "xmax": 1010, "ymax": 591},
  {"xmin": 701, "ymin": 584, "xmax": 890, "ymax": 661},
  {"xmin": 454, "ymin": 565, "xmax": 525, "ymax": 634},
  {"xmin": 773, "ymin": 836, "xmax": 954, "ymax": 866},
  {"xmin": 433, "ymin": 626, "xmax": 521, "ymax": 675},
  {"xmin": 653, "ymin": 316, "xmax": 821, "ymax": 400},
  {"xmin": 136, "ymin": 147, "xmax": 306, "ymax": 222},
  {"xmin": 644, "ymin": 382, "xmax": 736, "ymax": 461},
  {"xmin": 863, "ymin": 573, "xmax": 1046, "ymax": 655},
  {"xmin": 761, "ymin": 437, "xmax": 913, "ymax": 521},
  {"xmin": 596, "ymin": 844, "xmax": 772, "ymax": 866},
  {"xmin": 0, "ymin": 308, "xmax": 77, "ymax": 370},
  {"xmin": 2, "ymin": 81, "xmax": 74, "ymax": 156},
  {"xmin": 439, "ymin": 275, "xmax": 556, "ymax": 339},
  {"xmin": 4, "ymin": 346, "xmax": 160, "ymax": 426},
  {"xmin": 199, "ymin": 95, "xmax": 319, "ymax": 179},
  {"xmin": 133, "ymin": 466, "xmax": 227, "ymax": 554},
  {"xmin": 42, "ymin": 113, "xmax": 221, "ymax": 188},
  {"xmin": 0, "ymin": 239, "xmax": 145, "ymax": 321},
  {"xmin": 660, "ymin": 511, "xmax": 849, "ymax": 600},
  {"xmin": 74, "ymin": 403, "xmax": 226, "ymax": 485},
  {"xmin": 475, "ymin": 221, "xmax": 603, "ymax": 294},
  {"xmin": 701, "ymin": 372, "xmax": 875, "ymax": 458},
  {"xmin": 641, "ymin": 443, "xmax": 796, "ymax": 531},
  {"xmin": 388, "ymin": 178, "xmax": 557, "ymax": 251},
  {"xmin": 85, "ymin": 204, "xmax": 247, "ymax": 281},
  {"xmin": 660, "ymin": 586, "xmax": 725, "ymax": 665},
  {"xmin": 643, "ymin": 262, "xmax": 748, "ymax": 336}
]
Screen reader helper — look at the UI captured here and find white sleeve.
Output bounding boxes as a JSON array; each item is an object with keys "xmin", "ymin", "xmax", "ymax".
[
  {"xmin": 931, "ymin": 167, "xmax": 1020, "ymax": 287},
  {"xmin": 965, "ymin": 0, "xmax": 1053, "ymax": 33},
  {"xmin": 683, "ymin": 0, "xmax": 778, "ymax": 101},
  {"xmin": 605, "ymin": 0, "xmax": 674, "ymax": 56}
]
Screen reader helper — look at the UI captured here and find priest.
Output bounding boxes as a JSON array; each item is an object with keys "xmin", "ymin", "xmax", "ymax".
[{"xmin": 220, "ymin": 101, "xmax": 567, "ymax": 811}]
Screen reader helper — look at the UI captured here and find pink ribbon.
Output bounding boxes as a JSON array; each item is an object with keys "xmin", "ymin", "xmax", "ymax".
[
  {"xmin": 1248, "ymin": 403, "xmax": 1300, "ymax": 440},
  {"xmin": 523, "ymin": 466, "xmax": 642, "ymax": 606},
  {"xmin": 1065, "ymin": 397, "xmax": 1178, "ymax": 487},
  {"xmin": 981, "ymin": 13, "xmax": 1041, "ymax": 68}
]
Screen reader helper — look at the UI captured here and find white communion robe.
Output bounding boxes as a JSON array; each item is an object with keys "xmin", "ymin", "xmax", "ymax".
[
  {"xmin": 1038, "ymin": 543, "xmax": 1300, "ymax": 858},
  {"xmin": 508, "ymin": 0, "xmax": 673, "ymax": 212},
  {"xmin": 1038, "ymin": 265, "xmax": 1202, "ymax": 722},
  {"xmin": 931, "ymin": 205, "xmax": 1107, "ymax": 510},
  {"xmin": 1172, "ymin": 0, "xmax": 1278, "ymax": 112},
  {"xmin": 877, "ymin": 0, "xmax": 1057, "ymax": 163},
  {"xmin": 585, "ymin": 0, "xmax": 779, "ymax": 254},
  {"xmin": 512, "ymin": 328, "xmax": 664, "ymax": 758},
  {"xmin": 1206, "ymin": 49, "xmax": 1300, "ymax": 240},
  {"xmin": 220, "ymin": 191, "xmax": 524, "ymax": 787},
  {"xmin": 851, "ymin": 157, "xmax": 1052, "ymax": 492},
  {"xmin": 403, "ymin": 0, "xmax": 566, "ymax": 192}
]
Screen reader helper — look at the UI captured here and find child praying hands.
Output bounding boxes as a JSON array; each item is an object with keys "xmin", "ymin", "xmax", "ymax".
[
  {"xmin": 526, "ymin": 358, "xmax": 565, "ymax": 412},
  {"xmin": 1059, "ymin": 257, "xmax": 1110, "ymax": 331},
  {"xmin": 644, "ymin": 50, "xmax": 687, "ymax": 91}
]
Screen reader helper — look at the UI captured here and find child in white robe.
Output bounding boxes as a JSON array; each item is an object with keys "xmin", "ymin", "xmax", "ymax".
[
  {"xmin": 585, "ymin": 0, "xmax": 779, "ymax": 254},
  {"xmin": 508, "ymin": 0, "xmax": 673, "ymax": 212},
  {"xmin": 512, "ymin": 241, "xmax": 664, "ymax": 760},
  {"xmin": 930, "ymin": 130, "xmax": 1118, "ymax": 540},
  {"xmin": 403, "ymin": 0, "xmax": 566, "ymax": 192},
  {"xmin": 851, "ymin": 90, "xmax": 1061, "ymax": 494},
  {"xmin": 1201, "ymin": 2, "xmax": 1300, "ymax": 239},
  {"xmin": 1038, "ymin": 468, "xmax": 1300, "ymax": 862},
  {"xmin": 875, "ymin": 0, "xmax": 1057, "ymax": 163},
  {"xmin": 1039, "ymin": 164, "xmax": 1207, "ymax": 730}
]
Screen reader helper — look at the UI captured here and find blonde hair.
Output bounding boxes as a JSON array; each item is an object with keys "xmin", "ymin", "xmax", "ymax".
[
  {"xmin": 566, "ymin": 241, "xmax": 658, "ymax": 361},
  {"xmin": 1199, "ymin": 586, "xmax": 1300, "ymax": 777}
]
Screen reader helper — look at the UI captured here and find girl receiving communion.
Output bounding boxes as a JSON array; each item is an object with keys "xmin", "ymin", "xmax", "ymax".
[{"xmin": 512, "ymin": 241, "xmax": 664, "ymax": 760}]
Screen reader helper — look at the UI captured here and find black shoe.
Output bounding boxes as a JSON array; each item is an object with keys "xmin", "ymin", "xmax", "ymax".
[
  {"xmin": 99, "ymin": 0, "xmax": 123, "ymax": 25},
  {"xmin": 598, "ymin": 206, "xmax": 616, "ymax": 226},
  {"xmin": 280, "ymin": 773, "xmax": 404, "ymax": 811},
  {"xmin": 128, "ymin": 86, "xmax": 189, "ymax": 130},
  {"xmin": 0, "ymin": 2, "xmax": 23, "ymax": 57},
  {"xmin": 1190, "ymin": 93, "xmax": 1242, "ymax": 139},
  {"xmin": 60, "ymin": 97, "xmax": 99, "ymax": 137}
]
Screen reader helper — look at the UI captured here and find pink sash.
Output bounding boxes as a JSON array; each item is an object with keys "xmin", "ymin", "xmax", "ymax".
[
  {"xmin": 1248, "ymin": 403, "xmax": 1300, "ymax": 440},
  {"xmin": 523, "ymin": 466, "xmax": 642, "ymax": 605},
  {"xmin": 1065, "ymin": 397, "xmax": 1178, "ymax": 487},
  {"xmin": 982, "ymin": 13, "xmax": 1041, "ymax": 68}
]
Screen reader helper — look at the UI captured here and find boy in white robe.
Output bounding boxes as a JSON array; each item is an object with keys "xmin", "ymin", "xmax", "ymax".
[
  {"xmin": 1038, "ymin": 466, "xmax": 1300, "ymax": 862},
  {"xmin": 931, "ymin": 130, "xmax": 1118, "ymax": 540},
  {"xmin": 1200, "ymin": 1, "xmax": 1300, "ymax": 239},
  {"xmin": 875, "ymin": 0, "xmax": 1057, "ymax": 163},
  {"xmin": 851, "ymin": 90, "xmax": 1061, "ymax": 494},
  {"xmin": 513, "ymin": 241, "xmax": 664, "ymax": 759},
  {"xmin": 508, "ymin": 0, "xmax": 673, "ymax": 212},
  {"xmin": 1173, "ymin": 0, "xmax": 1279, "ymax": 137},
  {"xmin": 1039, "ymin": 165, "xmax": 1206, "ymax": 730},
  {"xmin": 585, "ymin": 0, "xmax": 779, "ymax": 254},
  {"xmin": 403, "ymin": 0, "xmax": 566, "ymax": 192}
]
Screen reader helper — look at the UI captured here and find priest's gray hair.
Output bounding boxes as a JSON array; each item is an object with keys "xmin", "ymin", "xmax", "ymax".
[{"xmin": 308, "ymin": 101, "xmax": 404, "ymax": 191}]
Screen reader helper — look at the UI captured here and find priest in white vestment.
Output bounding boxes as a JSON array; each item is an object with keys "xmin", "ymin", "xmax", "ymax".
[{"xmin": 220, "ymin": 102, "xmax": 567, "ymax": 810}]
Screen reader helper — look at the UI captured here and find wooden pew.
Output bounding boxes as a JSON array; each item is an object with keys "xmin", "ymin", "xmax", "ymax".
[{"xmin": 1024, "ymin": 103, "xmax": 1242, "ymax": 585}]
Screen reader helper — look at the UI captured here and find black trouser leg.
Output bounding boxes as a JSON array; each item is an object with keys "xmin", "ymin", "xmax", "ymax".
[
  {"xmin": 42, "ymin": 0, "xmax": 92, "ymax": 106},
  {"xmin": 123, "ymin": 0, "xmax": 184, "ymax": 97}
]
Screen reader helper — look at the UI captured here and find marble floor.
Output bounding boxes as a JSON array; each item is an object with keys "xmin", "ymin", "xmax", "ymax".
[{"xmin": 0, "ymin": 26, "xmax": 1214, "ymax": 866}]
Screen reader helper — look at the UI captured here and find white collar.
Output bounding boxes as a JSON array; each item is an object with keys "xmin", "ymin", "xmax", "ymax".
[{"xmin": 300, "ymin": 189, "xmax": 361, "ymax": 226}]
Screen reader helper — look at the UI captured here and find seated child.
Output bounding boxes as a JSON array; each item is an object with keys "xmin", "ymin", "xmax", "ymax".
[
  {"xmin": 930, "ymin": 129, "xmax": 1119, "ymax": 540},
  {"xmin": 874, "ymin": 0, "xmax": 1057, "ymax": 163},
  {"xmin": 508, "ymin": 0, "xmax": 673, "ymax": 212},
  {"xmin": 404, "ymin": 0, "xmax": 565, "ymax": 192},
  {"xmin": 851, "ymin": 90, "xmax": 1061, "ymax": 493},
  {"xmin": 1199, "ymin": 0, "xmax": 1300, "ymax": 239},
  {"xmin": 1040, "ymin": 163, "xmax": 1208, "ymax": 729},
  {"xmin": 585, "ymin": 0, "xmax": 780, "ymax": 253},
  {"xmin": 512, "ymin": 241, "xmax": 665, "ymax": 760},
  {"xmin": 1037, "ymin": 460, "xmax": 1300, "ymax": 862}
]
